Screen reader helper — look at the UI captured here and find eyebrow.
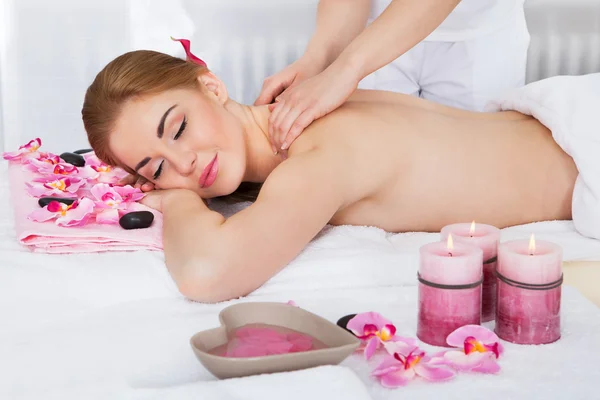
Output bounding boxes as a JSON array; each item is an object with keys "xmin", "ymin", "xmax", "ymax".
[
  {"xmin": 158, "ymin": 104, "xmax": 177, "ymax": 139},
  {"xmin": 134, "ymin": 157, "xmax": 151, "ymax": 173},
  {"xmin": 133, "ymin": 104, "xmax": 177, "ymax": 173}
]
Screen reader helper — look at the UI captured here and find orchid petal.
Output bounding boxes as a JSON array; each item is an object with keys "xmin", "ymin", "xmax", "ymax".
[
  {"xmin": 25, "ymin": 182, "xmax": 53, "ymax": 197},
  {"xmin": 78, "ymin": 165, "xmax": 100, "ymax": 180},
  {"xmin": 372, "ymin": 356, "xmax": 403, "ymax": 377},
  {"xmin": 95, "ymin": 209, "xmax": 120, "ymax": 225},
  {"xmin": 446, "ymin": 325, "xmax": 500, "ymax": 348},
  {"xmin": 114, "ymin": 185, "xmax": 145, "ymax": 202},
  {"xmin": 391, "ymin": 335, "xmax": 418, "ymax": 347},
  {"xmin": 427, "ymin": 351, "xmax": 450, "ymax": 366},
  {"xmin": 443, "ymin": 350, "xmax": 487, "ymax": 371},
  {"xmin": 56, "ymin": 198, "xmax": 94, "ymax": 227},
  {"xmin": 380, "ymin": 324, "xmax": 396, "ymax": 341},
  {"xmin": 170, "ymin": 37, "xmax": 207, "ymax": 67},
  {"xmin": 382, "ymin": 340, "xmax": 416, "ymax": 357},
  {"xmin": 65, "ymin": 178, "xmax": 86, "ymax": 193},
  {"xmin": 347, "ymin": 312, "xmax": 393, "ymax": 335},
  {"xmin": 359, "ymin": 324, "xmax": 378, "ymax": 339},
  {"xmin": 414, "ymin": 364, "xmax": 456, "ymax": 382},
  {"xmin": 471, "ymin": 356, "xmax": 501, "ymax": 374},
  {"xmin": 378, "ymin": 368, "xmax": 415, "ymax": 388},
  {"xmin": 28, "ymin": 207, "xmax": 59, "ymax": 223},
  {"xmin": 364, "ymin": 337, "xmax": 379, "ymax": 360},
  {"xmin": 484, "ymin": 342, "xmax": 502, "ymax": 358}
]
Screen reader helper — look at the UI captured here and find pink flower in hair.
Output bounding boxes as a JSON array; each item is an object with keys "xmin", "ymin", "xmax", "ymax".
[{"xmin": 171, "ymin": 37, "xmax": 207, "ymax": 67}]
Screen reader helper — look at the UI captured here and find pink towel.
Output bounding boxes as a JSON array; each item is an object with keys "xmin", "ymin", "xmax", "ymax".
[{"xmin": 8, "ymin": 164, "xmax": 163, "ymax": 254}]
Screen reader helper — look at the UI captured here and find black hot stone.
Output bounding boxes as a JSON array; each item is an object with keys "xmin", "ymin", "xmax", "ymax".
[
  {"xmin": 119, "ymin": 211, "xmax": 154, "ymax": 230},
  {"xmin": 60, "ymin": 152, "xmax": 85, "ymax": 167},
  {"xmin": 38, "ymin": 197, "xmax": 76, "ymax": 208},
  {"xmin": 73, "ymin": 148, "xmax": 93, "ymax": 155},
  {"xmin": 336, "ymin": 314, "xmax": 358, "ymax": 335}
]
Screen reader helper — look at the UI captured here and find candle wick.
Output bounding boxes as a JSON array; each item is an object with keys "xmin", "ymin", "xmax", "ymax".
[{"xmin": 448, "ymin": 252, "xmax": 453, "ymax": 257}]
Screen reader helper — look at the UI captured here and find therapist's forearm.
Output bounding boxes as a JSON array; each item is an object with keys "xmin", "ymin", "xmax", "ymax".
[
  {"xmin": 304, "ymin": 0, "xmax": 370, "ymax": 69},
  {"xmin": 334, "ymin": 0, "xmax": 461, "ymax": 80}
]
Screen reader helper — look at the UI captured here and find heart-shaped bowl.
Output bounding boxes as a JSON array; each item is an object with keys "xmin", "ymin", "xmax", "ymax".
[{"xmin": 190, "ymin": 302, "xmax": 360, "ymax": 379}]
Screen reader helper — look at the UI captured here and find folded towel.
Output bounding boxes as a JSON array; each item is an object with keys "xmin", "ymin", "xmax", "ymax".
[
  {"xmin": 486, "ymin": 72, "xmax": 600, "ymax": 241},
  {"xmin": 8, "ymin": 164, "xmax": 163, "ymax": 253}
]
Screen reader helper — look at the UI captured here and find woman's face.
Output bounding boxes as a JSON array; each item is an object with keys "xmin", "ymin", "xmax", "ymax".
[{"xmin": 110, "ymin": 84, "xmax": 247, "ymax": 198}]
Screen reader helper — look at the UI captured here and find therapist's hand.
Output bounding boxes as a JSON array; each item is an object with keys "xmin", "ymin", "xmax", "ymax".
[
  {"xmin": 268, "ymin": 61, "xmax": 360, "ymax": 151},
  {"xmin": 254, "ymin": 56, "xmax": 326, "ymax": 107}
]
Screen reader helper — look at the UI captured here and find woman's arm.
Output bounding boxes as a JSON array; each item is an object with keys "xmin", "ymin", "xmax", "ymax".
[{"xmin": 160, "ymin": 149, "xmax": 354, "ymax": 303}]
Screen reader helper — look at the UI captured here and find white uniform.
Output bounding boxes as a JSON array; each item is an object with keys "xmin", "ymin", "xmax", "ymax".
[{"xmin": 358, "ymin": 0, "xmax": 529, "ymax": 111}]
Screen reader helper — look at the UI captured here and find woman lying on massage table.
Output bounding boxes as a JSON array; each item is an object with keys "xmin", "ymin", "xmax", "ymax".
[{"xmin": 82, "ymin": 49, "xmax": 577, "ymax": 303}]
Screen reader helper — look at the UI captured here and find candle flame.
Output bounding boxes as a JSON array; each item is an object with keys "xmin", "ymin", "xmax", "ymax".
[
  {"xmin": 447, "ymin": 234, "xmax": 454, "ymax": 252},
  {"xmin": 470, "ymin": 221, "xmax": 476, "ymax": 235},
  {"xmin": 529, "ymin": 234, "xmax": 536, "ymax": 255}
]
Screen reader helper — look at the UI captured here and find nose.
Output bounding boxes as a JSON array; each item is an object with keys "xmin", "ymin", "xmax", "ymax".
[{"xmin": 172, "ymin": 149, "xmax": 196, "ymax": 176}]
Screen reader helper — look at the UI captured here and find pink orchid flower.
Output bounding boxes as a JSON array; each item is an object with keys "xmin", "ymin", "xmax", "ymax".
[
  {"xmin": 3, "ymin": 138, "xmax": 42, "ymax": 162},
  {"xmin": 83, "ymin": 153, "xmax": 128, "ymax": 184},
  {"xmin": 346, "ymin": 312, "xmax": 417, "ymax": 360},
  {"xmin": 171, "ymin": 37, "xmax": 207, "ymax": 67},
  {"xmin": 28, "ymin": 197, "xmax": 94, "ymax": 227},
  {"xmin": 90, "ymin": 183, "xmax": 141, "ymax": 224},
  {"xmin": 26, "ymin": 176, "xmax": 86, "ymax": 198},
  {"xmin": 438, "ymin": 325, "xmax": 503, "ymax": 374},
  {"xmin": 113, "ymin": 185, "xmax": 145, "ymax": 203},
  {"xmin": 23, "ymin": 152, "xmax": 63, "ymax": 173},
  {"xmin": 372, "ymin": 349, "xmax": 456, "ymax": 388}
]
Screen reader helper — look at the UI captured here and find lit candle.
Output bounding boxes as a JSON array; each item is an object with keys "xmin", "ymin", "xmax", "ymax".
[
  {"xmin": 441, "ymin": 221, "xmax": 500, "ymax": 322},
  {"xmin": 495, "ymin": 234, "xmax": 563, "ymax": 344},
  {"xmin": 417, "ymin": 235, "xmax": 483, "ymax": 347}
]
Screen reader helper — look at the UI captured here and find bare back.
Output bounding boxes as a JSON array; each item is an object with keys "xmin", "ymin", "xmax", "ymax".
[{"xmin": 288, "ymin": 91, "xmax": 578, "ymax": 232}]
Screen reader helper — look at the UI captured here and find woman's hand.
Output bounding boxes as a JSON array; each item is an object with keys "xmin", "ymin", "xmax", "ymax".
[
  {"xmin": 118, "ymin": 174, "xmax": 155, "ymax": 192},
  {"xmin": 268, "ymin": 61, "xmax": 360, "ymax": 152},
  {"xmin": 140, "ymin": 188, "xmax": 207, "ymax": 213}
]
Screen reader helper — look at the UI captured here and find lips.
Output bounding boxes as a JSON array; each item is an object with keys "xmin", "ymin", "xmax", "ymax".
[{"xmin": 199, "ymin": 154, "xmax": 218, "ymax": 189}]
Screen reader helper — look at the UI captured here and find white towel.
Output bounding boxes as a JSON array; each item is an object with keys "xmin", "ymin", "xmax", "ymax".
[
  {"xmin": 486, "ymin": 73, "xmax": 600, "ymax": 241},
  {"xmin": 130, "ymin": 366, "xmax": 373, "ymax": 400}
]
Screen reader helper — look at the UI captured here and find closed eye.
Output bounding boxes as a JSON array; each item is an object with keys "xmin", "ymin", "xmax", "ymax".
[
  {"xmin": 153, "ymin": 161, "xmax": 164, "ymax": 180},
  {"xmin": 174, "ymin": 116, "xmax": 187, "ymax": 140}
]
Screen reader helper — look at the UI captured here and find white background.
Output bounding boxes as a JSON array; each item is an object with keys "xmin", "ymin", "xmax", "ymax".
[{"xmin": 0, "ymin": 0, "xmax": 598, "ymax": 155}]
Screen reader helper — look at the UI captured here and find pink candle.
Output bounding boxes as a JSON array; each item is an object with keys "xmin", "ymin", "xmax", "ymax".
[
  {"xmin": 417, "ymin": 236, "xmax": 483, "ymax": 347},
  {"xmin": 441, "ymin": 222, "xmax": 500, "ymax": 322},
  {"xmin": 495, "ymin": 235, "xmax": 563, "ymax": 344}
]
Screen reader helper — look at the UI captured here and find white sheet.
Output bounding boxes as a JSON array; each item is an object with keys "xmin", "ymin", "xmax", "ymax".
[{"xmin": 3, "ymin": 155, "xmax": 600, "ymax": 399}]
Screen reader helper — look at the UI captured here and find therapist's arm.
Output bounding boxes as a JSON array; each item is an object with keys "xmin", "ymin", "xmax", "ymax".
[
  {"xmin": 336, "ymin": 0, "xmax": 462, "ymax": 79},
  {"xmin": 305, "ymin": 0, "xmax": 371, "ymax": 70}
]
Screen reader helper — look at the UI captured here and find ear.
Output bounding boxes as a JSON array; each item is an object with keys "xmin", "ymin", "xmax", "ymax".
[{"xmin": 197, "ymin": 72, "xmax": 229, "ymax": 105}]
